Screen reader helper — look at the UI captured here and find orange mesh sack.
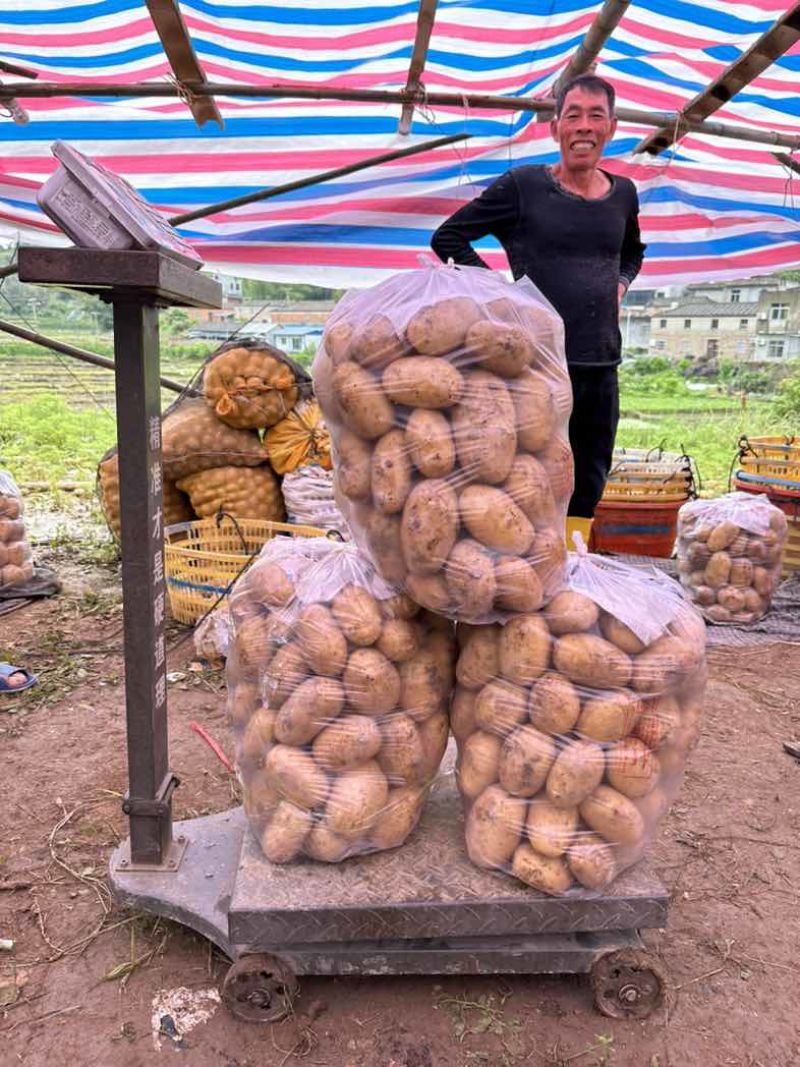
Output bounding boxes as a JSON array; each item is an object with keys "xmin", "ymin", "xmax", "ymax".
[
  {"xmin": 203, "ymin": 344, "xmax": 300, "ymax": 429},
  {"xmin": 313, "ymin": 261, "xmax": 573, "ymax": 624},
  {"xmin": 176, "ymin": 465, "xmax": 285, "ymax": 521},
  {"xmin": 162, "ymin": 397, "xmax": 267, "ymax": 481},
  {"xmin": 452, "ymin": 549, "xmax": 706, "ymax": 897},
  {"xmin": 265, "ymin": 398, "xmax": 332, "ymax": 475},
  {"xmin": 0, "ymin": 471, "xmax": 34, "ymax": 589},
  {"xmin": 97, "ymin": 449, "xmax": 193, "ymax": 542},
  {"xmin": 226, "ymin": 537, "xmax": 455, "ymax": 863}
]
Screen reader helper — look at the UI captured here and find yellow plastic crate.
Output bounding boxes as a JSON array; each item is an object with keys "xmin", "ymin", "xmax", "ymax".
[
  {"xmin": 164, "ymin": 517, "xmax": 327, "ymax": 625},
  {"xmin": 738, "ymin": 435, "xmax": 800, "ymax": 490},
  {"xmin": 783, "ymin": 515, "xmax": 800, "ymax": 579},
  {"xmin": 602, "ymin": 448, "xmax": 693, "ymax": 504}
]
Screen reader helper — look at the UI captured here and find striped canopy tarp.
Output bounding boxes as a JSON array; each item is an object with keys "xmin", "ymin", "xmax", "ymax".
[{"xmin": 0, "ymin": 1, "xmax": 799, "ymax": 288}]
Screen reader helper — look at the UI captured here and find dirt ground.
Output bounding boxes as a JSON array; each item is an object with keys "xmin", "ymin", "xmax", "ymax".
[{"xmin": 2, "ymin": 550, "xmax": 800, "ymax": 1067}]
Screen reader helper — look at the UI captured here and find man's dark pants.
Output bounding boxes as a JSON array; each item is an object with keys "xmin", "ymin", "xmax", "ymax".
[{"xmin": 567, "ymin": 364, "xmax": 619, "ymax": 519}]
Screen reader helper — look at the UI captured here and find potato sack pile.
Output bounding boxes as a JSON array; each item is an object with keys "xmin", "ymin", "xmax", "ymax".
[
  {"xmin": 226, "ymin": 537, "xmax": 454, "ymax": 863},
  {"xmin": 313, "ymin": 264, "xmax": 573, "ymax": 623},
  {"xmin": 0, "ymin": 471, "xmax": 34, "ymax": 589}
]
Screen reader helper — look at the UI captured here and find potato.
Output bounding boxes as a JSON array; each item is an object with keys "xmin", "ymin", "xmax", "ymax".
[
  {"xmin": 704, "ymin": 551, "xmax": 731, "ymax": 589},
  {"xmin": 344, "ymin": 648, "xmax": 401, "ymax": 714},
  {"xmin": 770, "ymin": 509, "xmax": 788, "ymax": 535},
  {"xmin": 553, "ymin": 634, "xmax": 632, "ymax": 689},
  {"xmin": 399, "ymin": 649, "xmax": 451, "ymax": 721},
  {"xmin": 312, "ymin": 714, "xmax": 382, "ymax": 770},
  {"xmin": 406, "ymin": 571, "xmax": 452, "ymax": 614},
  {"xmin": 306, "ymin": 825, "xmax": 351, "ymax": 863},
  {"xmin": 261, "ymin": 643, "xmax": 304, "ymax": 710},
  {"xmin": 631, "ymin": 636, "xmax": 697, "ymax": 694},
  {"xmin": 580, "ymin": 785, "xmax": 645, "ymax": 846},
  {"xmin": 474, "ymin": 680, "xmax": 528, "ymax": 737},
  {"xmin": 376, "ymin": 618, "xmax": 420, "ymax": 662},
  {"xmin": 633, "ymin": 696, "xmax": 681, "ymax": 750},
  {"xmin": 405, "ymin": 408, "xmax": 456, "ymax": 478},
  {"xmin": 296, "ymin": 604, "xmax": 348, "ymax": 677},
  {"xmin": 459, "ymin": 485, "xmax": 534, "ymax": 555},
  {"xmin": 405, "ymin": 296, "xmax": 481, "ymax": 355},
  {"xmin": 728, "ymin": 532, "xmax": 749, "ymax": 557},
  {"xmin": 536, "ymin": 437, "xmax": 575, "ymax": 505},
  {"xmin": 511, "ymin": 374, "xmax": 555, "ymax": 453},
  {"xmin": 727, "ymin": 557, "xmax": 754, "ymax": 588},
  {"xmin": 451, "ymin": 370, "xmax": 517, "ymax": 484},
  {"xmin": 382, "ymin": 356, "xmax": 464, "ymax": 409},
  {"xmin": 717, "ymin": 585, "xmax": 746, "ymax": 613},
  {"xmin": 445, "ymin": 539, "xmax": 497, "ymax": 620},
  {"xmin": 745, "ymin": 536, "xmax": 767, "ymax": 562},
  {"xmin": 692, "ymin": 584, "xmax": 716, "ymax": 607},
  {"xmin": 265, "ymin": 745, "xmax": 328, "ymax": 810},
  {"xmin": 239, "ymin": 707, "xmax": 277, "ymax": 767},
  {"xmin": 743, "ymin": 588, "xmax": 764, "ymax": 614},
  {"xmin": 465, "ymin": 784, "xmax": 526, "ymax": 868},
  {"xmin": 365, "ymin": 511, "xmax": 407, "ymax": 585},
  {"xmin": 451, "ymin": 688, "xmax": 478, "ymax": 743},
  {"xmin": 502, "ymin": 454, "xmax": 557, "ymax": 526},
  {"xmin": 465, "ymin": 319, "xmax": 534, "ymax": 378},
  {"xmin": 577, "ymin": 691, "xmax": 642, "ymax": 743},
  {"xmin": 351, "ymin": 314, "xmax": 407, "ymax": 369},
  {"xmin": 323, "ymin": 319, "xmax": 354, "ymax": 365},
  {"xmin": 494, "ymin": 556, "xmax": 544, "ymax": 613},
  {"xmin": 371, "ymin": 429, "xmax": 412, "ymax": 514},
  {"xmin": 499, "ymin": 725, "xmax": 557, "ymax": 796},
  {"xmin": 456, "ymin": 625, "xmax": 499, "ymax": 690},
  {"xmin": 370, "ymin": 786, "xmax": 426, "ymax": 850},
  {"xmin": 606, "ymin": 738, "xmax": 660, "ymax": 799},
  {"xmin": 260, "ymin": 802, "xmax": 312, "ymax": 864},
  {"xmin": 246, "ymin": 561, "xmax": 295, "ymax": 608},
  {"xmin": 376, "ymin": 714, "xmax": 425, "ymax": 783},
  {"xmin": 401, "ymin": 479, "xmax": 459, "ymax": 575},
  {"xmin": 707, "ymin": 520, "xmax": 740, "ymax": 552},
  {"xmin": 510, "ymin": 843, "xmax": 573, "ymax": 895},
  {"xmin": 458, "ymin": 730, "xmax": 502, "ymax": 799},
  {"xmin": 331, "ymin": 584, "xmax": 382, "ymax": 646},
  {"xmin": 336, "ymin": 429, "xmax": 372, "ymax": 501},
  {"xmin": 332, "ymin": 361, "xmax": 395, "ymax": 439},
  {"xmin": 546, "ymin": 739, "xmax": 605, "ymax": 809},
  {"xmin": 530, "ymin": 527, "xmax": 568, "ymax": 590},
  {"xmin": 243, "ymin": 767, "xmax": 281, "ymax": 822},
  {"xmin": 686, "ymin": 540, "xmax": 711, "ymax": 568},
  {"xmin": 528, "ymin": 674, "xmax": 581, "ymax": 736},
  {"xmin": 567, "ymin": 834, "xmax": 617, "ymax": 890},
  {"xmin": 545, "ymin": 591, "xmax": 599, "ymax": 636},
  {"xmin": 380, "ymin": 593, "xmax": 419, "ymax": 620},
  {"xmin": 228, "ymin": 681, "xmax": 260, "ymax": 728},
  {"xmin": 274, "ymin": 676, "xmax": 345, "ymax": 746},
  {"xmin": 416, "ymin": 711, "xmax": 449, "ymax": 781},
  {"xmin": 526, "ymin": 800, "xmax": 578, "ymax": 858},
  {"xmin": 498, "ymin": 614, "xmax": 551, "ymax": 685},
  {"xmin": 599, "ymin": 613, "xmax": 646, "ymax": 655},
  {"xmin": 753, "ymin": 566, "xmax": 773, "ymax": 596},
  {"xmin": 235, "ymin": 614, "xmax": 275, "ymax": 676},
  {"xmin": 325, "ymin": 761, "xmax": 390, "ymax": 839}
]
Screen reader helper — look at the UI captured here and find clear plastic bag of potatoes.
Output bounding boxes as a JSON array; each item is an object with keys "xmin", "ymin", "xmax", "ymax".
[
  {"xmin": 452, "ymin": 549, "xmax": 706, "ymax": 896},
  {"xmin": 312, "ymin": 261, "xmax": 573, "ymax": 624},
  {"xmin": 677, "ymin": 491, "xmax": 787, "ymax": 624},
  {"xmin": 0, "ymin": 470, "xmax": 35, "ymax": 589},
  {"xmin": 226, "ymin": 537, "xmax": 455, "ymax": 864}
]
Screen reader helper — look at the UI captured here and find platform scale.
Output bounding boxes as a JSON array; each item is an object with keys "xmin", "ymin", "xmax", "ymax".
[{"xmin": 18, "ymin": 247, "xmax": 670, "ymax": 1024}]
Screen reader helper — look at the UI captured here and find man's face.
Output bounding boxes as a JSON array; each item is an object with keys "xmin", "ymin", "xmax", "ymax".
[{"xmin": 551, "ymin": 87, "xmax": 617, "ymax": 171}]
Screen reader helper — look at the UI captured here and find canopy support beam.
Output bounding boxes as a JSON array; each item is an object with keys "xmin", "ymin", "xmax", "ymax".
[
  {"xmin": 399, "ymin": 0, "xmax": 439, "ymax": 135},
  {"xmin": 144, "ymin": 0, "xmax": 223, "ymax": 129},
  {"xmin": 550, "ymin": 0, "xmax": 633, "ymax": 104}
]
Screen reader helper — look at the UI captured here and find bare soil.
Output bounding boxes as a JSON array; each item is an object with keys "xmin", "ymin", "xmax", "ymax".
[{"xmin": 2, "ymin": 552, "xmax": 800, "ymax": 1067}]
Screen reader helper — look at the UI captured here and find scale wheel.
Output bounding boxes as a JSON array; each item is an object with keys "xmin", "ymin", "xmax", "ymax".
[
  {"xmin": 591, "ymin": 948, "xmax": 667, "ymax": 1020},
  {"xmin": 222, "ymin": 953, "xmax": 298, "ymax": 1023}
]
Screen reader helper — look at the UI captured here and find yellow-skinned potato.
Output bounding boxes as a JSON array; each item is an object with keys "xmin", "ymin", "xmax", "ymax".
[
  {"xmin": 344, "ymin": 647, "xmax": 401, "ymax": 715},
  {"xmin": 417, "ymin": 712, "xmax": 449, "ymax": 781},
  {"xmin": 332, "ymin": 361, "xmax": 395, "ymax": 439},
  {"xmin": 323, "ymin": 319, "xmax": 354, "ymax": 365},
  {"xmin": 529, "ymin": 527, "xmax": 568, "ymax": 593},
  {"xmin": 456, "ymin": 625, "xmax": 499, "ymax": 690},
  {"xmin": 235, "ymin": 614, "xmax": 275, "ymax": 677},
  {"xmin": 376, "ymin": 618, "xmax": 420, "ymax": 662},
  {"xmin": 465, "ymin": 319, "xmax": 534, "ymax": 378},
  {"xmin": 376, "ymin": 714, "xmax": 425, "ymax": 784},
  {"xmin": 546, "ymin": 739, "xmax": 605, "ymax": 809},
  {"xmin": 545, "ymin": 591, "xmax": 599, "ymax": 636},
  {"xmin": 553, "ymin": 633, "xmax": 632, "ymax": 690},
  {"xmin": 265, "ymin": 745, "xmax": 328, "ymax": 810},
  {"xmin": 406, "ymin": 571, "xmax": 452, "ymax": 614},
  {"xmin": 246, "ymin": 561, "xmax": 295, "ymax": 608},
  {"xmin": 743, "ymin": 587, "xmax": 764, "ymax": 614},
  {"xmin": 598, "ymin": 612, "xmax": 646, "ymax": 655},
  {"xmin": 380, "ymin": 593, "xmax": 419, "ymax": 620},
  {"xmin": 405, "ymin": 408, "xmax": 456, "ymax": 479},
  {"xmin": 405, "ymin": 296, "xmax": 481, "ymax": 355},
  {"xmin": 382, "ymin": 356, "xmax": 464, "ymax": 409},
  {"xmin": 753, "ymin": 566, "xmax": 773, "ymax": 596},
  {"xmin": 511, "ymin": 373, "xmax": 555, "ymax": 454},
  {"xmin": 331, "ymin": 584, "xmax": 383, "ymax": 646},
  {"xmin": 704, "ymin": 551, "xmax": 731, "ymax": 590},
  {"xmin": 606, "ymin": 738, "xmax": 660, "ymax": 798},
  {"xmin": 296, "ymin": 604, "xmax": 348, "ymax": 677},
  {"xmin": 264, "ymin": 642, "xmax": 307, "ymax": 709},
  {"xmin": 324, "ymin": 761, "xmax": 389, "ymax": 839},
  {"xmin": 474, "ymin": 680, "xmax": 528, "ymax": 736},
  {"xmin": 499, "ymin": 725, "xmax": 557, "ymax": 796},
  {"xmin": 577, "ymin": 691, "xmax": 642, "ymax": 743},
  {"xmin": 451, "ymin": 688, "xmax": 478, "ymax": 743},
  {"xmin": 451, "ymin": 370, "xmax": 517, "ymax": 485},
  {"xmin": 306, "ymin": 824, "xmax": 351, "ymax": 863},
  {"xmin": 399, "ymin": 648, "xmax": 451, "ymax": 721},
  {"xmin": 511, "ymin": 843, "xmax": 573, "ymax": 895},
  {"xmin": 631, "ymin": 636, "xmax": 697, "ymax": 695},
  {"xmin": 717, "ymin": 585, "xmax": 746, "ymax": 612},
  {"xmin": 365, "ymin": 511, "xmax": 407, "ymax": 585},
  {"xmin": 465, "ymin": 784, "xmax": 526, "ymax": 868},
  {"xmin": 459, "ymin": 485, "xmax": 535, "ymax": 555},
  {"xmin": 227, "ymin": 681, "xmax": 260, "ymax": 728},
  {"xmin": 536, "ymin": 437, "xmax": 575, "ymax": 506},
  {"xmin": 260, "ymin": 802, "xmax": 312, "ymax": 864},
  {"xmin": 707, "ymin": 520, "xmax": 739, "ymax": 552},
  {"xmin": 274, "ymin": 676, "xmax": 345, "ymax": 747},
  {"xmin": 445, "ymin": 539, "xmax": 497, "ymax": 620},
  {"xmin": 494, "ymin": 556, "xmax": 544, "ymax": 613},
  {"xmin": 580, "ymin": 785, "xmax": 646, "ymax": 847},
  {"xmin": 526, "ymin": 800, "xmax": 578, "ymax": 858},
  {"xmin": 458, "ymin": 730, "xmax": 502, "ymax": 799},
  {"xmin": 502, "ymin": 454, "xmax": 557, "ymax": 526},
  {"xmin": 401, "ymin": 478, "xmax": 459, "ymax": 576},
  {"xmin": 239, "ymin": 707, "xmax": 277, "ymax": 768},
  {"xmin": 498, "ymin": 614, "xmax": 551, "ymax": 685},
  {"xmin": 634, "ymin": 696, "xmax": 681, "ymax": 750},
  {"xmin": 729, "ymin": 558, "xmax": 754, "ymax": 587},
  {"xmin": 243, "ymin": 766, "xmax": 281, "ymax": 822},
  {"xmin": 528, "ymin": 674, "xmax": 581, "ymax": 736},
  {"xmin": 567, "ymin": 833, "xmax": 617, "ymax": 890},
  {"xmin": 370, "ymin": 786, "xmax": 426, "ymax": 850},
  {"xmin": 371, "ymin": 429, "xmax": 413, "ymax": 514},
  {"xmin": 312, "ymin": 714, "xmax": 382, "ymax": 771},
  {"xmin": 351, "ymin": 314, "xmax": 407, "ymax": 369},
  {"xmin": 336, "ymin": 429, "xmax": 372, "ymax": 501}
]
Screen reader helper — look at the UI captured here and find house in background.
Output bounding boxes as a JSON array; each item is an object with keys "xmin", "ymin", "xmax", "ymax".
[
  {"xmin": 754, "ymin": 287, "xmax": 800, "ymax": 361},
  {"xmin": 265, "ymin": 323, "xmax": 324, "ymax": 354},
  {"xmin": 648, "ymin": 298, "xmax": 758, "ymax": 363}
]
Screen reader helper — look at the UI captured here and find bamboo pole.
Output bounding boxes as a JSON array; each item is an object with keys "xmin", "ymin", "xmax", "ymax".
[
  {"xmin": 399, "ymin": 0, "xmax": 439, "ymax": 135},
  {"xmin": 552, "ymin": 0, "xmax": 633, "ymax": 98}
]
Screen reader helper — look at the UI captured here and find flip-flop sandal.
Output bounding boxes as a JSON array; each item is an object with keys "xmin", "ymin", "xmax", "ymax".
[{"xmin": 0, "ymin": 662, "xmax": 38, "ymax": 693}]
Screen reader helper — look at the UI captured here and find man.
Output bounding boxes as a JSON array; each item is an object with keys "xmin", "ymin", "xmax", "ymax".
[{"xmin": 431, "ymin": 73, "xmax": 646, "ymax": 546}]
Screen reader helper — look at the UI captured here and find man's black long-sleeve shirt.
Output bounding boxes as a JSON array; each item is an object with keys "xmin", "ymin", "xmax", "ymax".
[{"xmin": 431, "ymin": 165, "xmax": 646, "ymax": 367}]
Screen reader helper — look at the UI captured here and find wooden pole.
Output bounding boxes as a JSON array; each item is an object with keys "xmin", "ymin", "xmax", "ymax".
[{"xmin": 399, "ymin": 0, "xmax": 439, "ymax": 135}]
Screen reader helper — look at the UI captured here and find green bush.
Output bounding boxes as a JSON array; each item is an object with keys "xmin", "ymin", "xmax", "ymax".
[{"xmin": 772, "ymin": 363, "xmax": 800, "ymax": 422}]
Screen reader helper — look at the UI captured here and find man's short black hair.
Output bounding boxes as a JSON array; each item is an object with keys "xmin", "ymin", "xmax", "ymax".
[{"xmin": 555, "ymin": 74, "xmax": 615, "ymax": 117}]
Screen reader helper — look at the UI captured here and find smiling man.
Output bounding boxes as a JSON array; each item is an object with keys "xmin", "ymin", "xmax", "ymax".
[{"xmin": 431, "ymin": 74, "xmax": 646, "ymax": 545}]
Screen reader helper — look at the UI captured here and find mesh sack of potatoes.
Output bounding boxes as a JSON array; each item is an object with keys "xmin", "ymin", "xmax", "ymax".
[
  {"xmin": 313, "ymin": 261, "xmax": 573, "ymax": 624},
  {"xmin": 176, "ymin": 465, "xmax": 285, "ymax": 522},
  {"xmin": 677, "ymin": 491, "xmax": 787, "ymax": 624},
  {"xmin": 97, "ymin": 448, "xmax": 193, "ymax": 543},
  {"xmin": 203, "ymin": 340, "xmax": 302, "ymax": 430},
  {"xmin": 193, "ymin": 602, "xmax": 234, "ymax": 668},
  {"xmin": 451, "ymin": 550, "xmax": 706, "ymax": 897},
  {"xmin": 162, "ymin": 397, "xmax": 268, "ymax": 481},
  {"xmin": 265, "ymin": 398, "xmax": 332, "ymax": 475},
  {"xmin": 281, "ymin": 465, "xmax": 350, "ymax": 536},
  {"xmin": 226, "ymin": 537, "xmax": 455, "ymax": 864},
  {"xmin": 0, "ymin": 470, "xmax": 34, "ymax": 589}
]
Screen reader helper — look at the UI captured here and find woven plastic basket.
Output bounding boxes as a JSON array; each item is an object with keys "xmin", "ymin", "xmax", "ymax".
[
  {"xmin": 164, "ymin": 517, "xmax": 327, "ymax": 625},
  {"xmin": 601, "ymin": 448, "xmax": 693, "ymax": 504},
  {"xmin": 738, "ymin": 435, "xmax": 800, "ymax": 489}
]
